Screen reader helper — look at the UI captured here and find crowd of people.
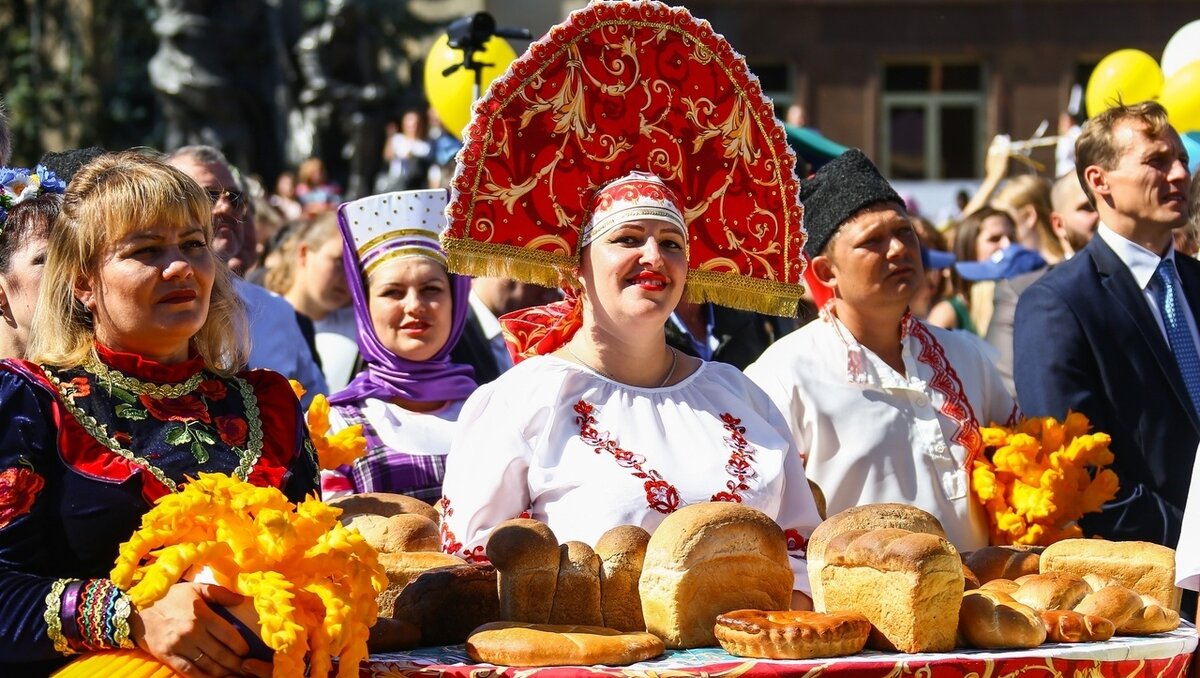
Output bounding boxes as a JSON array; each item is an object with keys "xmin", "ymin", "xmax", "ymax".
[{"xmin": 0, "ymin": 5, "xmax": 1198, "ymax": 675}]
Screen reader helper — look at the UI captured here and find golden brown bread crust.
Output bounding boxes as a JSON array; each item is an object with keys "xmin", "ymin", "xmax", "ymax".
[
  {"xmin": 1117, "ymin": 595, "xmax": 1181, "ymax": 635},
  {"xmin": 329, "ymin": 492, "xmax": 440, "ymax": 524},
  {"xmin": 390, "ymin": 564, "xmax": 500, "ymax": 646},
  {"xmin": 487, "ymin": 519, "xmax": 560, "ymax": 623},
  {"xmin": 346, "ymin": 513, "xmax": 441, "ymax": 553},
  {"xmin": 466, "ymin": 622, "xmax": 665, "ymax": 667},
  {"xmin": 980, "ymin": 579, "xmax": 1020, "ymax": 595},
  {"xmin": 962, "ymin": 563, "xmax": 980, "ymax": 591},
  {"xmin": 1040, "ymin": 539, "xmax": 1181, "ymax": 611},
  {"xmin": 714, "ymin": 609, "xmax": 870, "ymax": 659},
  {"xmin": 957, "ymin": 590, "xmax": 1046, "ymax": 649},
  {"xmin": 595, "ymin": 525, "xmax": 650, "ymax": 632},
  {"xmin": 375, "ymin": 551, "xmax": 467, "ymax": 617},
  {"xmin": 965, "ymin": 546, "xmax": 1041, "ymax": 584},
  {"xmin": 548, "ymin": 541, "xmax": 604, "ymax": 626},
  {"xmin": 806, "ymin": 504, "xmax": 945, "ymax": 611},
  {"xmin": 639, "ymin": 503, "xmax": 792, "ymax": 649},
  {"xmin": 1039, "ymin": 609, "xmax": 1114, "ymax": 643},
  {"xmin": 1010, "ymin": 573, "xmax": 1090, "ymax": 612},
  {"xmin": 1073, "ymin": 585, "xmax": 1143, "ymax": 628},
  {"xmin": 819, "ymin": 528, "xmax": 963, "ymax": 653}
]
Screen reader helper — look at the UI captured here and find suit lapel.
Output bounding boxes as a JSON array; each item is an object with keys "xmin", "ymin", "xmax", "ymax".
[{"xmin": 1090, "ymin": 238, "xmax": 1200, "ymax": 431}]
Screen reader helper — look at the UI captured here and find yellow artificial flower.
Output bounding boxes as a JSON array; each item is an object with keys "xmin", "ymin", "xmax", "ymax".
[
  {"xmin": 112, "ymin": 473, "xmax": 385, "ymax": 678},
  {"xmin": 305, "ymin": 393, "xmax": 368, "ymax": 470},
  {"xmin": 970, "ymin": 413, "xmax": 1118, "ymax": 547}
]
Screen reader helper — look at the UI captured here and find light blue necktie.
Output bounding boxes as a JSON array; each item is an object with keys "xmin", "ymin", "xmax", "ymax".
[{"xmin": 1153, "ymin": 259, "xmax": 1200, "ymax": 416}]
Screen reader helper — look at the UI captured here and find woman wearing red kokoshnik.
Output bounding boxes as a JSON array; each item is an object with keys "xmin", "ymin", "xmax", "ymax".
[{"xmin": 437, "ymin": 0, "xmax": 823, "ymax": 607}]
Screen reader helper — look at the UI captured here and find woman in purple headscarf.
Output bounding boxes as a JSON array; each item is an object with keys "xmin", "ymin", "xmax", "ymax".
[{"xmin": 322, "ymin": 189, "xmax": 477, "ymax": 501}]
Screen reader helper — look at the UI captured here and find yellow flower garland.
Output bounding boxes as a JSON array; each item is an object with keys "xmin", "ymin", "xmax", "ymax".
[
  {"xmin": 972, "ymin": 411, "xmax": 1119, "ymax": 546},
  {"xmin": 291, "ymin": 381, "xmax": 368, "ymax": 470},
  {"xmin": 111, "ymin": 473, "xmax": 387, "ymax": 678}
]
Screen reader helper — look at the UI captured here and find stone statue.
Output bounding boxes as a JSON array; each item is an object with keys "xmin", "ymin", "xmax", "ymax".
[
  {"xmin": 149, "ymin": 0, "xmax": 295, "ymax": 184},
  {"xmin": 294, "ymin": 0, "xmax": 390, "ymax": 200}
]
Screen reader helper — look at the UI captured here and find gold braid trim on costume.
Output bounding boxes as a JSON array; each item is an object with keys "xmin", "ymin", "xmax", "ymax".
[
  {"xmin": 44, "ymin": 578, "xmax": 79, "ymax": 655},
  {"xmin": 685, "ymin": 269, "xmax": 804, "ymax": 317},
  {"xmin": 111, "ymin": 589, "xmax": 134, "ymax": 649},
  {"xmin": 444, "ymin": 238, "xmax": 576, "ymax": 290}
]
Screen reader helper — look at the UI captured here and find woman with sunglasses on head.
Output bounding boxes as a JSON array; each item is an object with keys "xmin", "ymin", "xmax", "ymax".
[
  {"xmin": 0, "ymin": 165, "xmax": 66, "ymax": 359},
  {"xmin": 0, "ymin": 152, "xmax": 318, "ymax": 677},
  {"xmin": 436, "ymin": 2, "xmax": 822, "ymax": 607}
]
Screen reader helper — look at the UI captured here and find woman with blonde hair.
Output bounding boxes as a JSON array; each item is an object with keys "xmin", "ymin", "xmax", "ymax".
[
  {"xmin": 0, "ymin": 151, "xmax": 317, "ymax": 677},
  {"xmin": 928, "ymin": 206, "xmax": 1016, "ymax": 334},
  {"xmin": 992, "ymin": 174, "xmax": 1059, "ymax": 263}
]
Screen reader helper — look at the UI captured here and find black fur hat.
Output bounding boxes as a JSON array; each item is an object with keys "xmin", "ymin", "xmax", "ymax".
[{"xmin": 800, "ymin": 148, "xmax": 903, "ymax": 257}]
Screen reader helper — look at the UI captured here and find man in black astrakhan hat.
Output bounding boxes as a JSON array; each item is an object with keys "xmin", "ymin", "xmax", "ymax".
[{"xmin": 746, "ymin": 149, "xmax": 1016, "ymax": 570}]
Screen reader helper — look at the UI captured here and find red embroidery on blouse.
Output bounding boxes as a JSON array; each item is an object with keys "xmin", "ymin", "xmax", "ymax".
[
  {"xmin": 908, "ymin": 321, "xmax": 983, "ymax": 469},
  {"xmin": 573, "ymin": 400, "xmax": 759, "ymax": 514},
  {"xmin": 437, "ymin": 497, "xmax": 489, "ymax": 563},
  {"xmin": 712, "ymin": 413, "xmax": 758, "ymax": 502}
]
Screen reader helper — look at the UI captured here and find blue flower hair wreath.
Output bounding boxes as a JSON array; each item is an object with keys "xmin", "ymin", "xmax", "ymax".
[{"xmin": 0, "ymin": 165, "xmax": 67, "ymax": 232}]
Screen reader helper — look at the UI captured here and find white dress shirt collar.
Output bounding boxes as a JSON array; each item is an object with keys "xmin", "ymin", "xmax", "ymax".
[{"xmin": 1097, "ymin": 222, "xmax": 1175, "ymax": 292}]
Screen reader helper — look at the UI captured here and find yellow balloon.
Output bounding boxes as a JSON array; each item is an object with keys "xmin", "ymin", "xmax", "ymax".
[
  {"xmin": 1085, "ymin": 49, "xmax": 1164, "ymax": 118},
  {"xmin": 424, "ymin": 34, "xmax": 518, "ymax": 140},
  {"xmin": 1159, "ymin": 60, "xmax": 1200, "ymax": 133}
]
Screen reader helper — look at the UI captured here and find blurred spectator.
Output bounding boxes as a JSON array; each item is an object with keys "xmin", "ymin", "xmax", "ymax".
[
  {"xmin": 993, "ymin": 174, "xmax": 1059, "ymax": 263},
  {"xmin": 928, "ymin": 207, "xmax": 1015, "ymax": 334},
  {"xmin": 295, "ymin": 156, "xmax": 342, "ymax": 214},
  {"xmin": 786, "ymin": 103, "xmax": 807, "ymax": 128},
  {"xmin": 910, "ymin": 217, "xmax": 954, "ymax": 319},
  {"xmin": 38, "ymin": 147, "xmax": 106, "ymax": 183},
  {"xmin": 0, "ymin": 168, "xmax": 64, "ymax": 358},
  {"xmin": 425, "ymin": 108, "xmax": 462, "ymax": 189},
  {"xmin": 986, "ymin": 173, "xmax": 1099, "ymax": 395},
  {"xmin": 382, "ymin": 109, "xmax": 432, "ymax": 191},
  {"xmin": 275, "ymin": 212, "xmax": 358, "ymax": 391},
  {"xmin": 270, "ymin": 170, "xmax": 304, "ymax": 221},
  {"xmin": 451, "ymin": 277, "xmax": 559, "ymax": 384}
]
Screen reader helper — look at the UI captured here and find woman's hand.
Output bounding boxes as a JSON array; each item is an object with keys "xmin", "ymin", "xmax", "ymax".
[{"xmin": 129, "ymin": 581, "xmax": 253, "ymax": 677}]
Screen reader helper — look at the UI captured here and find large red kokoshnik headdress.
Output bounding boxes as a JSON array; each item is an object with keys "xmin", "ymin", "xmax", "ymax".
[{"xmin": 441, "ymin": 0, "xmax": 807, "ymax": 317}]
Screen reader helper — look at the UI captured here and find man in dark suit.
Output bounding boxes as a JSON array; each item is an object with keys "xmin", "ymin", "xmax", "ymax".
[
  {"xmin": 1014, "ymin": 100, "xmax": 1196, "ymax": 548},
  {"xmin": 665, "ymin": 300, "xmax": 794, "ymax": 370}
]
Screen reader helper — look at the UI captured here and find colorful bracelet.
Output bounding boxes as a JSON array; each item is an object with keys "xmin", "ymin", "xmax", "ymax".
[
  {"xmin": 75, "ymin": 579, "xmax": 135, "ymax": 650},
  {"xmin": 43, "ymin": 578, "xmax": 80, "ymax": 656}
]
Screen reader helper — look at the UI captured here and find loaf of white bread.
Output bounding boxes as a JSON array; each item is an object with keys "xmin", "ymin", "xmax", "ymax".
[
  {"xmin": 337, "ymin": 496, "xmax": 461, "ymax": 617},
  {"xmin": 486, "ymin": 519, "xmax": 561, "ymax": 624},
  {"xmin": 595, "ymin": 525, "xmax": 651, "ymax": 632},
  {"xmin": 806, "ymin": 504, "xmax": 946, "ymax": 612},
  {"xmin": 820, "ymin": 527, "xmax": 963, "ymax": 653},
  {"xmin": 639, "ymin": 502, "xmax": 793, "ymax": 649},
  {"xmin": 1040, "ymin": 538, "xmax": 1181, "ymax": 612}
]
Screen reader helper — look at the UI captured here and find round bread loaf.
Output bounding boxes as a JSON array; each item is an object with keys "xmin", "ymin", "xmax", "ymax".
[
  {"xmin": 639, "ymin": 502, "xmax": 792, "ymax": 649},
  {"xmin": 466, "ymin": 622, "xmax": 665, "ymax": 667},
  {"xmin": 328, "ymin": 492, "xmax": 440, "ymax": 525},
  {"xmin": 1010, "ymin": 572, "xmax": 1090, "ymax": 612},
  {"xmin": 391, "ymin": 564, "xmax": 500, "ymax": 646},
  {"xmin": 1040, "ymin": 609, "xmax": 1114, "ymax": 643},
  {"xmin": 965, "ymin": 546, "xmax": 1041, "ymax": 584},
  {"xmin": 714, "ymin": 609, "xmax": 870, "ymax": 659},
  {"xmin": 346, "ymin": 513, "xmax": 440, "ymax": 553},
  {"xmin": 957, "ymin": 589, "xmax": 1046, "ymax": 649},
  {"xmin": 806, "ymin": 504, "xmax": 945, "ymax": 611},
  {"xmin": 1040, "ymin": 538, "xmax": 1181, "ymax": 612},
  {"xmin": 375, "ymin": 551, "xmax": 467, "ymax": 617}
]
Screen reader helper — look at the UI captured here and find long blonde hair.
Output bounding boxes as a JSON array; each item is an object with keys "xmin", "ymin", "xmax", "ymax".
[{"xmin": 28, "ymin": 151, "xmax": 249, "ymax": 374}]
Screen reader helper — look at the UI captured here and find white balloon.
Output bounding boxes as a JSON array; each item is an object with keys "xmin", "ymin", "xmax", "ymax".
[{"xmin": 1162, "ymin": 20, "xmax": 1200, "ymax": 77}]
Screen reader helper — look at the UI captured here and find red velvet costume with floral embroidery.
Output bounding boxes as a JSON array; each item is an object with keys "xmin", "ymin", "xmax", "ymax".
[{"xmin": 0, "ymin": 345, "xmax": 318, "ymax": 675}]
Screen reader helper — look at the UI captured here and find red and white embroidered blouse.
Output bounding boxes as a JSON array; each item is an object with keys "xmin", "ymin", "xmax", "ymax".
[{"xmin": 438, "ymin": 356, "xmax": 822, "ymax": 593}]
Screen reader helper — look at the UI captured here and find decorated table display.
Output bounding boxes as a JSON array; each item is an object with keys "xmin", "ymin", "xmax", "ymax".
[{"xmin": 359, "ymin": 626, "xmax": 1196, "ymax": 677}]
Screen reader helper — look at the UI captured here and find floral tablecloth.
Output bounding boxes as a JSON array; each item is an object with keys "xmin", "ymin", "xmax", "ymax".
[{"xmin": 359, "ymin": 625, "xmax": 1197, "ymax": 677}]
